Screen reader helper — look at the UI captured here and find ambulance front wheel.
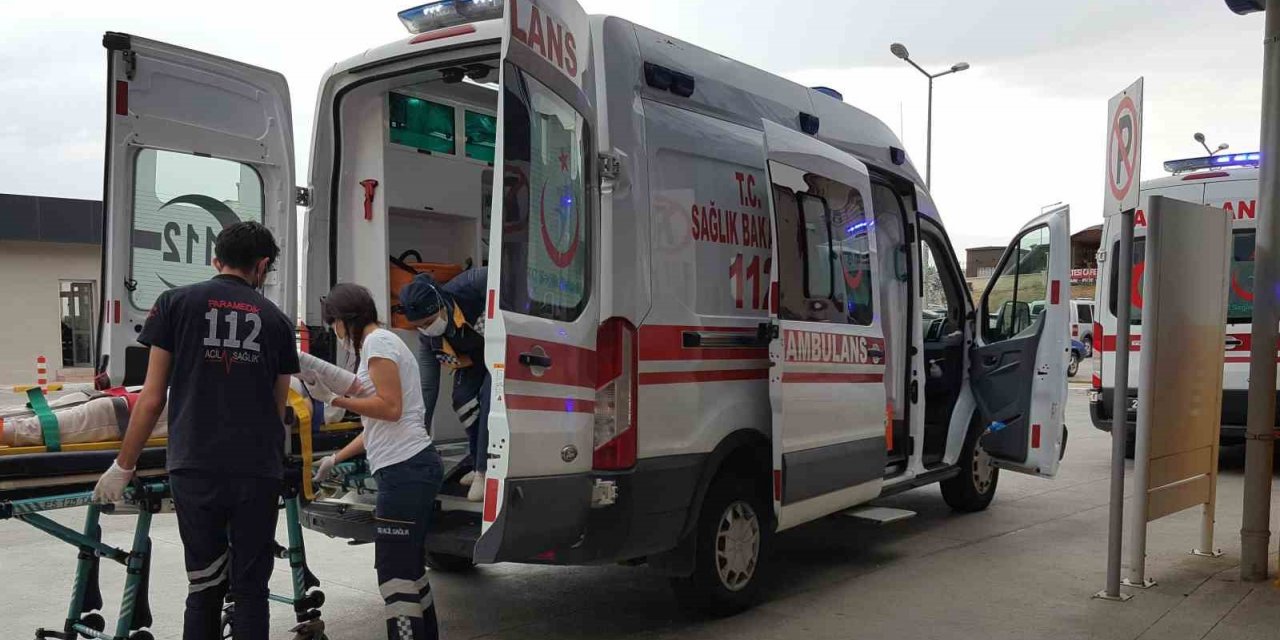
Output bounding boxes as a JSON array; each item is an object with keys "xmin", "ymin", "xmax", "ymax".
[
  {"xmin": 941, "ymin": 423, "xmax": 999, "ymax": 512},
  {"xmin": 671, "ymin": 474, "xmax": 772, "ymax": 616}
]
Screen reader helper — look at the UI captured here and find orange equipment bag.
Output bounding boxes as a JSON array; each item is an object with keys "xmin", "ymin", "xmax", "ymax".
[{"xmin": 389, "ymin": 250, "xmax": 464, "ymax": 329}]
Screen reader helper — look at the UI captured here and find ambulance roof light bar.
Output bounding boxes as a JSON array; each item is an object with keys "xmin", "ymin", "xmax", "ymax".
[
  {"xmin": 1163, "ymin": 152, "xmax": 1261, "ymax": 174},
  {"xmin": 398, "ymin": 0, "xmax": 504, "ymax": 35}
]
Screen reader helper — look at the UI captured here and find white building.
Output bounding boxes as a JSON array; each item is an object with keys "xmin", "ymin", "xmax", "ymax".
[{"xmin": 0, "ymin": 193, "xmax": 102, "ymax": 385}]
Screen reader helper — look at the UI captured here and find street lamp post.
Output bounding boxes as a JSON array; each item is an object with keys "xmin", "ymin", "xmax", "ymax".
[{"xmin": 890, "ymin": 43, "xmax": 969, "ymax": 191}]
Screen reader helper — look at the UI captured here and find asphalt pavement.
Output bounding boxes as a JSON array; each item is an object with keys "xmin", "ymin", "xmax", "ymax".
[{"xmin": 3, "ymin": 381, "xmax": 1279, "ymax": 639}]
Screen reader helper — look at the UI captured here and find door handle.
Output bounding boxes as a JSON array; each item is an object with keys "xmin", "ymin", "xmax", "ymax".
[
  {"xmin": 982, "ymin": 355, "xmax": 1000, "ymax": 367},
  {"xmin": 518, "ymin": 352, "xmax": 553, "ymax": 368},
  {"xmin": 1225, "ymin": 336, "xmax": 1243, "ymax": 350},
  {"xmin": 867, "ymin": 348, "xmax": 885, "ymax": 362}
]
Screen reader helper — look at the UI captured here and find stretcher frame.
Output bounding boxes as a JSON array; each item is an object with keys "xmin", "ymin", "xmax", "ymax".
[{"xmin": 0, "ymin": 391, "xmax": 361, "ymax": 640}]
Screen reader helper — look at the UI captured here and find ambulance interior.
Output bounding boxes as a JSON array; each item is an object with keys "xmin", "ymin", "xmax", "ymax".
[{"xmin": 330, "ymin": 61, "xmax": 502, "ymax": 502}]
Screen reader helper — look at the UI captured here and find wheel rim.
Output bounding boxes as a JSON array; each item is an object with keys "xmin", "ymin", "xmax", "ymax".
[
  {"xmin": 715, "ymin": 500, "xmax": 761, "ymax": 592},
  {"xmin": 972, "ymin": 440, "xmax": 994, "ymax": 494}
]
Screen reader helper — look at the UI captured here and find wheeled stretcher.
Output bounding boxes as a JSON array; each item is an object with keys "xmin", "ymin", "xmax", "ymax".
[{"xmin": 0, "ymin": 385, "xmax": 361, "ymax": 640}]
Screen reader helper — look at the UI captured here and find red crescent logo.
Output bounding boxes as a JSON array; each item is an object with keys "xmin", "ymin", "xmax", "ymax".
[
  {"xmin": 843, "ymin": 264, "xmax": 863, "ymax": 290},
  {"xmin": 1130, "ymin": 261, "xmax": 1145, "ymax": 309},
  {"xmin": 539, "ymin": 180, "xmax": 580, "ymax": 268},
  {"xmin": 1231, "ymin": 271, "xmax": 1254, "ymax": 302}
]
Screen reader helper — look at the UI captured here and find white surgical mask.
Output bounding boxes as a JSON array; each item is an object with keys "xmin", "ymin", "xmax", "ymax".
[{"xmin": 418, "ymin": 315, "xmax": 447, "ymax": 337}]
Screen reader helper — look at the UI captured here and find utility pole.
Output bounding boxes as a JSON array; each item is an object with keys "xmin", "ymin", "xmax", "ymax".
[{"xmin": 1225, "ymin": 0, "xmax": 1280, "ymax": 582}]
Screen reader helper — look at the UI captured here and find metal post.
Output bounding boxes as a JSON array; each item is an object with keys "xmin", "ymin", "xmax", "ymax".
[
  {"xmin": 1098, "ymin": 209, "xmax": 1135, "ymax": 600},
  {"xmin": 926, "ymin": 77, "xmax": 934, "ymax": 190},
  {"xmin": 1241, "ymin": 2, "xmax": 1280, "ymax": 583},
  {"xmin": 1126, "ymin": 202, "xmax": 1160, "ymax": 589}
]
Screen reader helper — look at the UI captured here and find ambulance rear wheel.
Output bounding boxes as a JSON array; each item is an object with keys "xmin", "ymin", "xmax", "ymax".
[
  {"xmin": 424, "ymin": 550, "xmax": 476, "ymax": 573},
  {"xmin": 941, "ymin": 424, "xmax": 999, "ymax": 512},
  {"xmin": 671, "ymin": 474, "xmax": 771, "ymax": 616}
]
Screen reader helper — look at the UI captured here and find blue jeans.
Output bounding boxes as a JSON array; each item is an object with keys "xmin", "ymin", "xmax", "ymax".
[{"xmin": 374, "ymin": 446, "xmax": 443, "ymax": 640}]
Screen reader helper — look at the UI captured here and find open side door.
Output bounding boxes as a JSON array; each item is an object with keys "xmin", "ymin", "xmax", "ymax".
[
  {"xmin": 760, "ymin": 120, "xmax": 887, "ymax": 532},
  {"xmin": 475, "ymin": 0, "xmax": 601, "ymax": 563},
  {"xmin": 97, "ymin": 33, "xmax": 295, "ymax": 387},
  {"xmin": 970, "ymin": 206, "xmax": 1070, "ymax": 477}
]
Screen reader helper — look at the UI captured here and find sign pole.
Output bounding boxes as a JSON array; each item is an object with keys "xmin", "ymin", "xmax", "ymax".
[
  {"xmin": 1241, "ymin": 1, "xmax": 1280, "ymax": 583},
  {"xmin": 1125, "ymin": 206, "xmax": 1159, "ymax": 589},
  {"xmin": 1096, "ymin": 77, "xmax": 1143, "ymax": 602},
  {"xmin": 1098, "ymin": 208, "xmax": 1135, "ymax": 601}
]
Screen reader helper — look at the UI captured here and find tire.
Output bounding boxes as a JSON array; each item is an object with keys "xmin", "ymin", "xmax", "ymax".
[
  {"xmin": 1067, "ymin": 352, "xmax": 1080, "ymax": 377},
  {"xmin": 941, "ymin": 423, "xmax": 999, "ymax": 512},
  {"xmin": 424, "ymin": 550, "xmax": 476, "ymax": 573},
  {"xmin": 1083, "ymin": 336, "xmax": 1093, "ymax": 357},
  {"xmin": 671, "ymin": 474, "xmax": 772, "ymax": 616},
  {"xmin": 1124, "ymin": 436, "xmax": 1136, "ymax": 459}
]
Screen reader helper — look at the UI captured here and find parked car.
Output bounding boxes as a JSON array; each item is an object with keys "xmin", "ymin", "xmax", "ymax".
[
  {"xmin": 1069, "ymin": 339, "xmax": 1085, "ymax": 378},
  {"xmin": 1071, "ymin": 299, "xmax": 1095, "ymax": 355}
]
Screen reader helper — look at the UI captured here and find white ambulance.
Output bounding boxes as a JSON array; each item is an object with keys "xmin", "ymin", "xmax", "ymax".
[
  {"xmin": 1088, "ymin": 152, "xmax": 1262, "ymax": 453},
  {"xmin": 94, "ymin": 0, "xmax": 1071, "ymax": 613}
]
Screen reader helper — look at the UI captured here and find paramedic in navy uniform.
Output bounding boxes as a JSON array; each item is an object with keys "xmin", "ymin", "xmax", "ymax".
[
  {"xmin": 92, "ymin": 222, "xmax": 300, "ymax": 640},
  {"xmin": 399, "ymin": 268, "xmax": 490, "ymax": 501},
  {"xmin": 307, "ymin": 283, "xmax": 443, "ymax": 640}
]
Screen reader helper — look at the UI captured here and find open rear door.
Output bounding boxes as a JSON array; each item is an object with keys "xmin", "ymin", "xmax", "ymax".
[
  {"xmin": 760, "ymin": 120, "xmax": 887, "ymax": 532},
  {"xmin": 970, "ymin": 206, "xmax": 1070, "ymax": 477},
  {"xmin": 475, "ymin": 0, "xmax": 600, "ymax": 562},
  {"xmin": 97, "ymin": 33, "xmax": 295, "ymax": 387}
]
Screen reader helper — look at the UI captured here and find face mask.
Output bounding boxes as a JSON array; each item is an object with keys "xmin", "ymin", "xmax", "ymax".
[{"xmin": 418, "ymin": 315, "xmax": 447, "ymax": 337}]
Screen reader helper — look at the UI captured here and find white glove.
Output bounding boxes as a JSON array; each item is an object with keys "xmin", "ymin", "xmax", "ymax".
[
  {"xmin": 92, "ymin": 461, "xmax": 135, "ymax": 504},
  {"xmin": 313, "ymin": 455, "xmax": 337, "ymax": 484},
  {"xmin": 304, "ymin": 379, "xmax": 338, "ymax": 405}
]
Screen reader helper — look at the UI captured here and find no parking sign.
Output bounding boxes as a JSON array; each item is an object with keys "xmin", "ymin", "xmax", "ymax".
[{"xmin": 1105, "ymin": 78, "xmax": 1144, "ymax": 215}]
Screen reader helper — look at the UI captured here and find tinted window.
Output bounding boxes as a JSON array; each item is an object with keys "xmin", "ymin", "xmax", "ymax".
[
  {"xmin": 130, "ymin": 149, "xmax": 263, "ymax": 310},
  {"xmin": 982, "ymin": 226, "xmax": 1051, "ymax": 342},
  {"xmin": 1075, "ymin": 302, "xmax": 1093, "ymax": 324},
  {"xmin": 498, "ymin": 64, "xmax": 591, "ymax": 321},
  {"xmin": 770, "ymin": 160, "xmax": 874, "ymax": 325},
  {"xmin": 465, "ymin": 110, "xmax": 497, "ymax": 162}
]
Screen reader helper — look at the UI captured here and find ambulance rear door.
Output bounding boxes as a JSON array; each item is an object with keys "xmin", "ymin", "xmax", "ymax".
[
  {"xmin": 970, "ymin": 206, "xmax": 1070, "ymax": 477},
  {"xmin": 97, "ymin": 33, "xmax": 295, "ymax": 386},
  {"xmin": 475, "ymin": 0, "xmax": 600, "ymax": 562},
  {"xmin": 760, "ymin": 120, "xmax": 887, "ymax": 532}
]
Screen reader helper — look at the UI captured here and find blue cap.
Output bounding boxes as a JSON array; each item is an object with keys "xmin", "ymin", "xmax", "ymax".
[{"xmin": 399, "ymin": 274, "xmax": 444, "ymax": 322}]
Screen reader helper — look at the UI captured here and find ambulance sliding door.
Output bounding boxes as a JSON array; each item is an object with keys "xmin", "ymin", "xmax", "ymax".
[
  {"xmin": 970, "ymin": 206, "xmax": 1070, "ymax": 477},
  {"xmin": 98, "ymin": 33, "xmax": 295, "ymax": 387},
  {"xmin": 761, "ymin": 120, "xmax": 887, "ymax": 532},
  {"xmin": 476, "ymin": 0, "xmax": 599, "ymax": 562}
]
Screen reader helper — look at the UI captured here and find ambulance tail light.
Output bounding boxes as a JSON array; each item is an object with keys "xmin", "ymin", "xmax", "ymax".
[
  {"xmin": 593, "ymin": 318, "xmax": 637, "ymax": 470},
  {"xmin": 397, "ymin": 0, "xmax": 503, "ymax": 34},
  {"xmin": 1092, "ymin": 322, "xmax": 1103, "ymax": 390}
]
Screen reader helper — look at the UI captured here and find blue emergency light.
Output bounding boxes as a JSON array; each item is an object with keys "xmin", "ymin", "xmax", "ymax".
[
  {"xmin": 1163, "ymin": 152, "xmax": 1261, "ymax": 174},
  {"xmin": 398, "ymin": 0, "xmax": 504, "ymax": 34}
]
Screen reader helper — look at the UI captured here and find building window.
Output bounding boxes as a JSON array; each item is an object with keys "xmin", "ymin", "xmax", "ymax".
[{"xmin": 60, "ymin": 281, "xmax": 95, "ymax": 367}]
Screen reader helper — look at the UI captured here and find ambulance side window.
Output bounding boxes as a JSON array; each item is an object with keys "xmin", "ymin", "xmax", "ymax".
[
  {"xmin": 982, "ymin": 226, "xmax": 1051, "ymax": 343},
  {"xmin": 770, "ymin": 160, "xmax": 873, "ymax": 325}
]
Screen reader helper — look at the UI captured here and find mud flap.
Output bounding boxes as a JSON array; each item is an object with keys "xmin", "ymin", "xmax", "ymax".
[{"xmin": 473, "ymin": 475, "xmax": 592, "ymax": 563}]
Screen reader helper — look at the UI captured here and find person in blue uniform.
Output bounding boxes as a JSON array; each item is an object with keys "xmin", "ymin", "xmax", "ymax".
[
  {"xmin": 398, "ymin": 268, "xmax": 489, "ymax": 501},
  {"xmin": 92, "ymin": 222, "xmax": 299, "ymax": 640}
]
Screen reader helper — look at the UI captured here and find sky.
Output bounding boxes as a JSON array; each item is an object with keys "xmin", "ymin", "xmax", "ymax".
[{"xmin": 0, "ymin": 0, "xmax": 1269, "ymax": 256}]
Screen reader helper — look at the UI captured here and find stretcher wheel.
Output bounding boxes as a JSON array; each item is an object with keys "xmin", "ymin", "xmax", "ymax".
[
  {"xmin": 78, "ymin": 613, "xmax": 105, "ymax": 637},
  {"xmin": 129, "ymin": 632, "xmax": 154, "ymax": 640},
  {"xmin": 289, "ymin": 618, "xmax": 327, "ymax": 640}
]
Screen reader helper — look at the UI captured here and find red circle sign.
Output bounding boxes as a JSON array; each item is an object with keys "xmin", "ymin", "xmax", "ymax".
[{"xmin": 1108, "ymin": 96, "xmax": 1140, "ymax": 202}]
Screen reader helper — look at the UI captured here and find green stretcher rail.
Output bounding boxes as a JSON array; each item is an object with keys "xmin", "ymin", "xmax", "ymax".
[{"xmin": 1, "ymin": 471, "xmax": 332, "ymax": 640}]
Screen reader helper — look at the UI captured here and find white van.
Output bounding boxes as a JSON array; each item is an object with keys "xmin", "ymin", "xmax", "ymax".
[
  {"xmin": 1089, "ymin": 152, "xmax": 1262, "ymax": 452},
  {"xmin": 94, "ymin": 0, "xmax": 1070, "ymax": 612}
]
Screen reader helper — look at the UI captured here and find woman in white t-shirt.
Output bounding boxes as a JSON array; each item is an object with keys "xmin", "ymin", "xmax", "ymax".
[{"xmin": 307, "ymin": 283, "xmax": 442, "ymax": 640}]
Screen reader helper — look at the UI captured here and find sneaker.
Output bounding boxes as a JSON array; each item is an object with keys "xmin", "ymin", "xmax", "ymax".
[
  {"xmin": 467, "ymin": 474, "xmax": 486, "ymax": 502},
  {"xmin": 459, "ymin": 471, "xmax": 476, "ymax": 487}
]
